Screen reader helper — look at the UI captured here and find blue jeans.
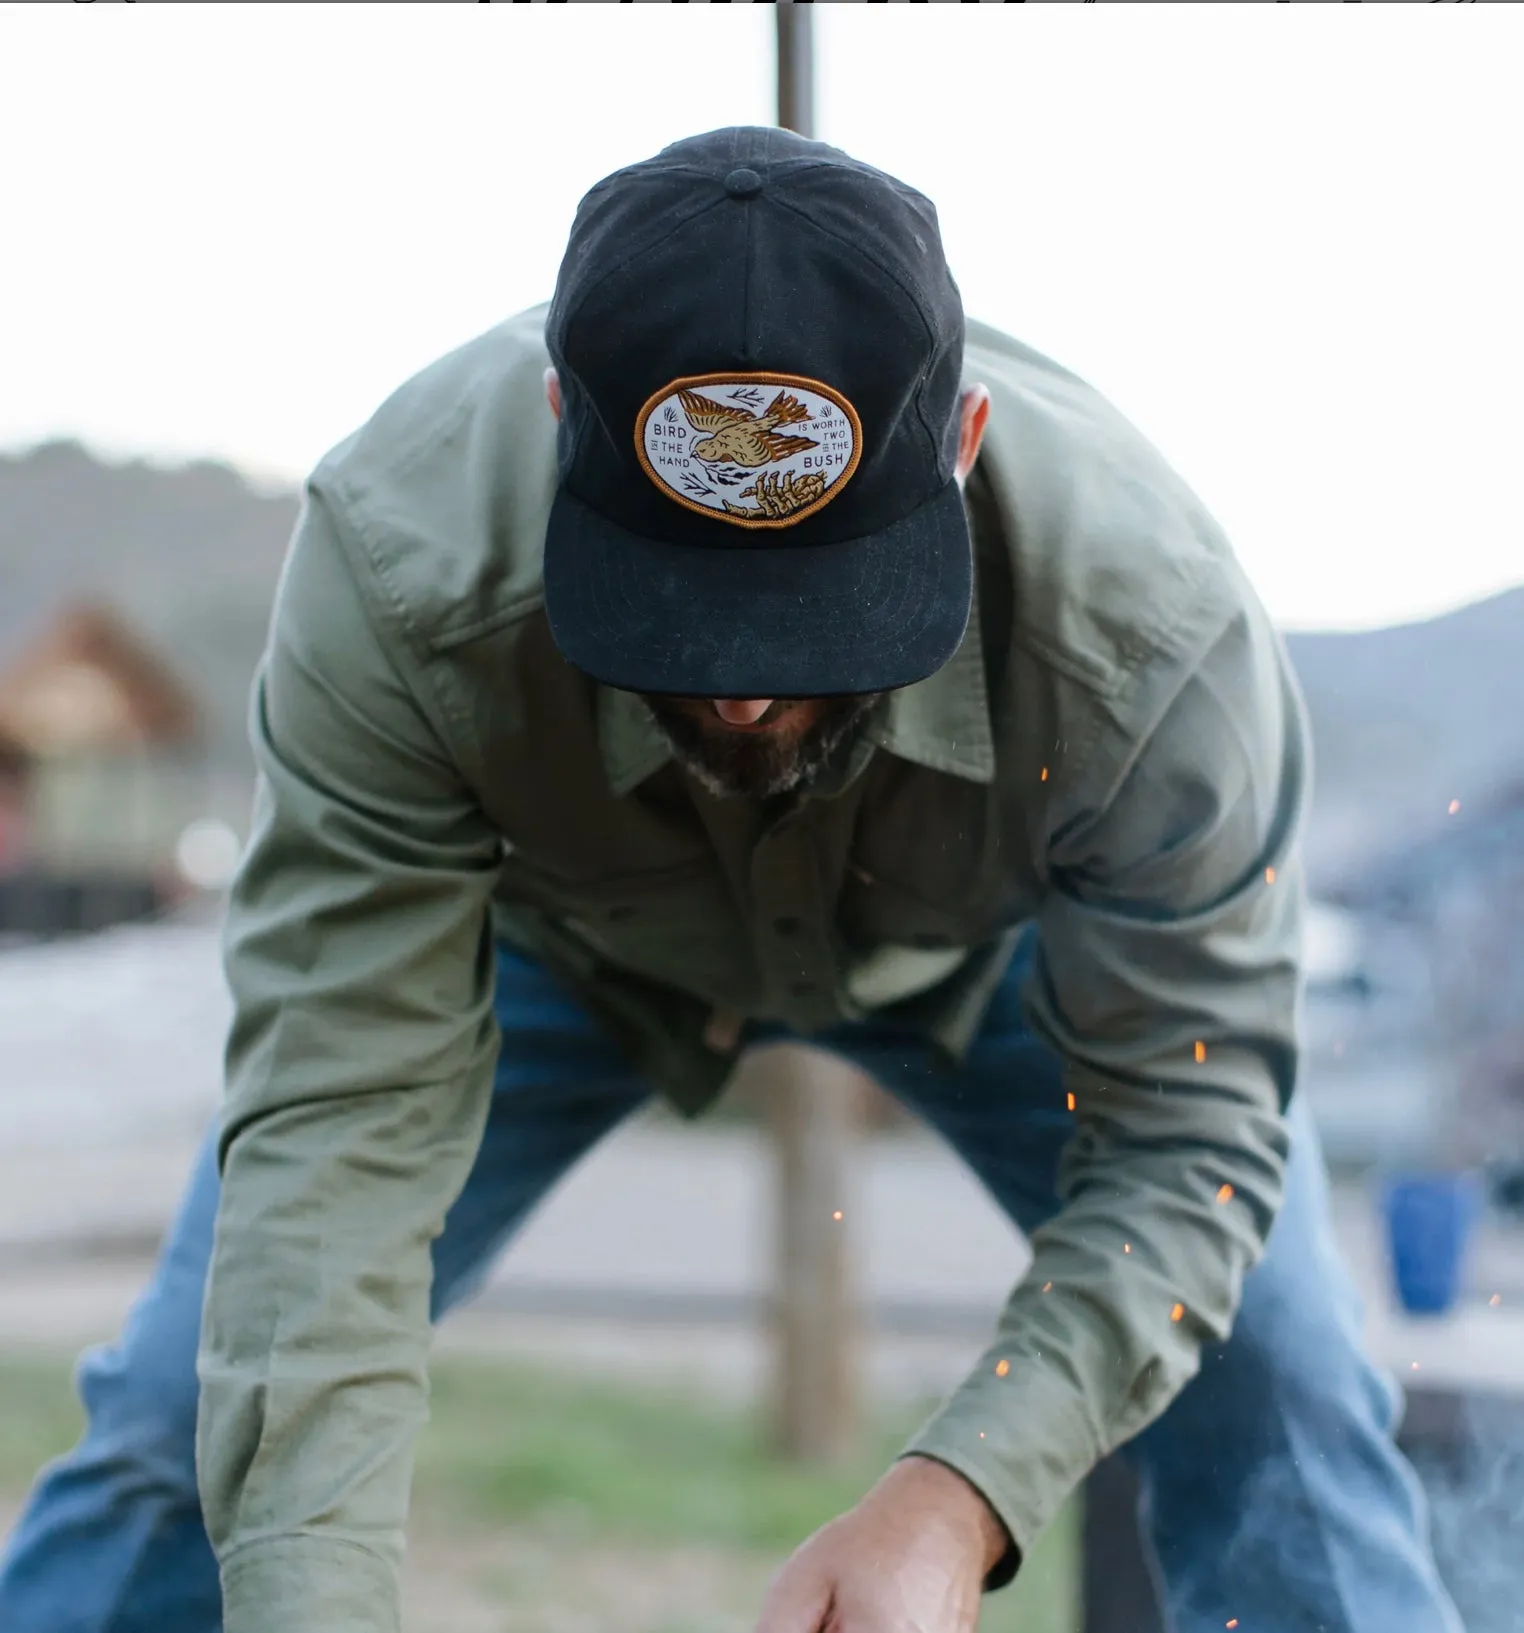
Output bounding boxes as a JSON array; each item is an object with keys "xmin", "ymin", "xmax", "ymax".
[{"xmin": 0, "ymin": 939, "xmax": 1463, "ymax": 1633}]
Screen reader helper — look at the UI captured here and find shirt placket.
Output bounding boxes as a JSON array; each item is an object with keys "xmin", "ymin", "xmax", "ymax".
[{"xmin": 748, "ymin": 807, "xmax": 851, "ymax": 1033}]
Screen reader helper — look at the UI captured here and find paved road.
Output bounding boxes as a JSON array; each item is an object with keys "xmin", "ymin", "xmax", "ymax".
[{"xmin": 3, "ymin": 920, "xmax": 1522, "ymax": 1396}]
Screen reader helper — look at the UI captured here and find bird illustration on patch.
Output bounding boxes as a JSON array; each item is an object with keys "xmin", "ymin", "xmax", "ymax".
[
  {"xmin": 635, "ymin": 371, "xmax": 863, "ymax": 530},
  {"xmin": 677, "ymin": 387, "xmax": 819, "ymax": 468}
]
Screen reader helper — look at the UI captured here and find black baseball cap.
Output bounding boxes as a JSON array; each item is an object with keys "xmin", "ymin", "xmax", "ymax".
[{"xmin": 542, "ymin": 126, "xmax": 971, "ymax": 700}]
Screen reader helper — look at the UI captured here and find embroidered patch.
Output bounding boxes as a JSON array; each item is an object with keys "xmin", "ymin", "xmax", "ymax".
[{"xmin": 635, "ymin": 372, "xmax": 862, "ymax": 529}]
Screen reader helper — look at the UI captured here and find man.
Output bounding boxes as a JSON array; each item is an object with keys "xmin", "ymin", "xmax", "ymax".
[{"xmin": 0, "ymin": 127, "xmax": 1463, "ymax": 1633}]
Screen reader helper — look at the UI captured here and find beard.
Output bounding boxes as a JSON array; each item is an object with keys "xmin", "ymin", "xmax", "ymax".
[{"xmin": 640, "ymin": 693, "xmax": 881, "ymax": 800}]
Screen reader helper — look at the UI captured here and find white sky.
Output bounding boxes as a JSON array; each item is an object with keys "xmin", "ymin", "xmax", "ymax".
[{"xmin": 2, "ymin": 5, "xmax": 1520, "ymax": 633}]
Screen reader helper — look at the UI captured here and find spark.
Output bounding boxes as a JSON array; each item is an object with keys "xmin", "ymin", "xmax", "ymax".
[
  {"xmin": 1264, "ymin": 866, "xmax": 1276, "ymax": 885},
  {"xmin": 995, "ymin": 1358, "xmax": 1010, "ymax": 1378},
  {"xmin": 1491, "ymin": 1294, "xmax": 1502, "ymax": 1307},
  {"xmin": 1411, "ymin": 1361, "xmax": 1420, "ymax": 1371},
  {"xmin": 1227, "ymin": 1622, "xmax": 1239, "ymax": 1630},
  {"xmin": 1217, "ymin": 1184, "xmax": 1235, "ymax": 1204},
  {"xmin": 1171, "ymin": 1302, "xmax": 1185, "ymax": 1322},
  {"xmin": 1042, "ymin": 1282, "xmax": 1053, "ymax": 1293},
  {"xmin": 979, "ymin": 1431, "xmax": 986, "ymax": 1438},
  {"xmin": 1124, "ymin": 1243, "xmax": 1132, "ymax": 1253},
  {"xmin": 1194, "ymin": 1041, "xmax": 1207, "ymax": 1064},
  {"xmin": 1040, "ymin": 766, "xmax": 1049, "ymax": 782},
  {"xmin": 832, "ymin": 1210, "xmax": 843, "ymax": 1222},
  {"xmin": 1066, "ymin": 1092, "xmax": 1076, "ymax": 1111},
  {"xmin": 1448, "ymin": 799, "xmax": 1461, "ymax": 815}
]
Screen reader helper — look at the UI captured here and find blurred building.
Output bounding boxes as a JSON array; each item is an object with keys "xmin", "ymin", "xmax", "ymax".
[
  {"xmin": 0, "ymin": 605, "xmax": 229, "ymax": 934},
  {"xmin": 0, "ymin": 603, "xmax": 197, "ymax": 755},
  {"xmin": 0, "ymin": 727, "xmax": 31, "ymax": 874}
]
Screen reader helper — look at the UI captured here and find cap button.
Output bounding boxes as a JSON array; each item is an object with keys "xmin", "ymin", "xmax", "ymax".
[{"xmin": 723, "ymin": 167, "xmax": 763, "ymax": 200}]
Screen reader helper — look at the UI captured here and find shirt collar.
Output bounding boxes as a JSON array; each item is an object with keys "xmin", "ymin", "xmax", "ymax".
[
  {"xmin": 863, "ymin": 577, "xmax": 995, "ymax": 785},
  {"xmin": 597, "ymin": 684, "xmax": 674, "ymax": 798}
]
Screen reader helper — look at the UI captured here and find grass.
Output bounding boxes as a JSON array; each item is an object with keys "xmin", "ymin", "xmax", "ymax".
[
  {"xmin": 0, "ymin": 1354, "xmax": 85, "ymax": 1497},
  {"xmin": 0, "ymin": 1351, "xmax": 1079, "ymax": 1631}
]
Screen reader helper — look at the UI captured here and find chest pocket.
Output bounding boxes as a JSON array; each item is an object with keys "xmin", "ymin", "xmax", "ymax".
[
  {"xmin": 840, "ymin": 865, "xmax": 976, "ymax": 953},
  {"xmin": 495, "ymin": 847, "xmax": 750, "ymax": 1002},
  {"xmin": 840, "ymin": 858, "xmax": 1037, "ymax": 956}
]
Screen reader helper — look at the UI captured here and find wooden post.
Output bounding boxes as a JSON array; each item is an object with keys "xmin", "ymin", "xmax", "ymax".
[
  {"xmin": 751, "ymin": 1042, "xmax": 865, "ymax": 1465},
  {"xmin": 759, "ymin": 2, "xmax": 864, "ymax": 1469}
]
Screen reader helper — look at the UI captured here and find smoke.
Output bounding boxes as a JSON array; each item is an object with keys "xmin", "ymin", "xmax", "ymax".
[{"xmin": 1406, "ymin": 1395, "xmax": 1524, "ymax": 1633}]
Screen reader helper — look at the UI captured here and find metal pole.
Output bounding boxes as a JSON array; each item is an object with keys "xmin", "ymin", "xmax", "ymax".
[
  {"xmin": 776, "ymin": 4, "xmax": 815, "ymax": 140},
  {"xmin": 763, "ymin": 0, "xmax": 864, "ymax": 1470}
]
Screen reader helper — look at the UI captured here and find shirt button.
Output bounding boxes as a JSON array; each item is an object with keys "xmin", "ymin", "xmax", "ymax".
[{"xmin": 773, "ymin": 916, "xmax": 803, "ymax": 936}]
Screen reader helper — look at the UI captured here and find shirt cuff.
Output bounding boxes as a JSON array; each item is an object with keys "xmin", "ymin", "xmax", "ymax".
[
  {"xmin": 220, "ymin": 1535, "xmax": 401, "ymax": 1633},
  {"xmin": 897, "ymin": 1319, "xmax": 1104, "ymax": 1587}
]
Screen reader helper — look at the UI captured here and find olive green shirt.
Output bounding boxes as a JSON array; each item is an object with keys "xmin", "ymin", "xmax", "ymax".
[{"xmin": 199, "ymin": 306, "xmax": 1310, "ymax": 1632}]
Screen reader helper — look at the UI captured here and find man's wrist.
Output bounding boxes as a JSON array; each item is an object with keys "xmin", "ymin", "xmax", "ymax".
[{"xmin": 895, "ymin": 1453, "xmax": 1014, "ymax": 1578}]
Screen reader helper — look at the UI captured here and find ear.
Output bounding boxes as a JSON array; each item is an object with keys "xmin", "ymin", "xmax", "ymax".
[
  {"xmin": 544, "ymin": 367, "xmax": 562, "ymax": 423},
  {"xmin": 955, "ymin": 384, "xmax": 991, "ymax": 485}
]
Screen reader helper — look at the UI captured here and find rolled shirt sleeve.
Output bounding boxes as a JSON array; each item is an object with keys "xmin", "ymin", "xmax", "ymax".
[
  {"xmin": 903, "ymin": 600, "xmax": 1311, "ymax": 1579},
  {"xmin": 197, "ymin": 488, "xmax": 503, "ymax": 1633}
]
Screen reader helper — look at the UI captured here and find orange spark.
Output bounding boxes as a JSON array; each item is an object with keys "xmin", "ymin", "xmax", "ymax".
[
  {"xmin": 1448, "ymin": 799, "xmax": 1461, "ymax": 815},
  {"xmin": 979, "ymin": 1431, "xmax": 986, "ymax": 1438},
  {"xmin": 1194, "ymin": 1041, "xmax": 1207, "ymax": 1064},
  {"xmin": 1042, "ymin": 1282, "xmax": 1053, "ymax": 1293},
  {"xmin": 1066, "ymin": 1092, "xmax": 1076, "ymax": 1111},
  {"xmin": 1124, "ymin": 1243, "xmax": 1132, "ymax": 1253},
  {"xmin": 995, "ymin": 1359, "xmax": 1010, "ymax": 1378},
  {"xmin": 1171, "ymin": 1302, "xmax": 1185, "ymax": 1322},
  {"xmin": 1217, "ymin": 1184, "xmax": 1235, "ymax": 1204},
  {"xmin": 1264, "ymin": 866, "xmax": 1277, "ymax": 885},
  {"xmin": 1491, "ymin": 1294, "xmax": 1503, "ymax": 1307},
  {"xmin": 832, "ymin": 1210, "xmax": 843, "ymax": 1222},
  {"xmin": 1227, "ymin": 1622, "xmax": 1239, "ymax": 1630},
  {"xmin": 1040, "ymin": 766, "xmax": 1049, "ymax": 782}
]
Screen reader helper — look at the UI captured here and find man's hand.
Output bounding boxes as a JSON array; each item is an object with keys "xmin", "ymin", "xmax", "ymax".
[{"xmin": 753, "ymin": 1455, "xmax": 1012, "ymax": 1633}]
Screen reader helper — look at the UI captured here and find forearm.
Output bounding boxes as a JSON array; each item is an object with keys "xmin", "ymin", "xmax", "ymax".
[
  {"xmin": 908, "ymin": 611, "xmax": 1309, "ymax": 1571},
  {"xmin": 902, "ymin": 1048, "xmax": 1289, "ymax": 1568},
  {"xmin": 198, "ymin": 1072, "xmax": 493, "ymax": 1633}
]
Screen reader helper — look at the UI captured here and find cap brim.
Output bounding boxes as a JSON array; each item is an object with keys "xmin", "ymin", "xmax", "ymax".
[{"xmin": 543, "ymin": 481, "xmax": 972, "ymax": 698}]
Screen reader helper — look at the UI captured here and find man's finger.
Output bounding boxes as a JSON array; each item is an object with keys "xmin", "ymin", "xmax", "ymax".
[{"xmin": 751, "ymin": 1563, "xmax": 834, "ymax": 1633}]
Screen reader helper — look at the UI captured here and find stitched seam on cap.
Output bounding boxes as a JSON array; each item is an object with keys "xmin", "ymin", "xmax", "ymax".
[
  {"xmin": 554, "ymin": 193, "xmax": 727, "ymax": 340},
  {"xmin": 767, "ymin": 192, "xmax": 945, "ymax": 471}
]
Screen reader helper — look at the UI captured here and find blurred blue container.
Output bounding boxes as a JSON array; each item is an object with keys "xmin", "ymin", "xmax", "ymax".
[{"xmin": 1381, "ymin": 1171, "xmax": 1484, "ymax": 1316}]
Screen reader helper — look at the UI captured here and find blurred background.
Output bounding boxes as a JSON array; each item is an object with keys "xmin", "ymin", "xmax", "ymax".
[{"xmin": 2, "ymin": 7, "xmax": 1522, "ymax": 1632}]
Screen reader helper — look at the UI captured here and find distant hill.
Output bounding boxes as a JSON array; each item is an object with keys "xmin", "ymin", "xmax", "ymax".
[
  {"xmin": 1283, "ymin": 588, "xmax": 1524, "ymax": 886},
  {"xmin": 1, "ymin": 440, "xmax": 1520, "ymax": 890}
]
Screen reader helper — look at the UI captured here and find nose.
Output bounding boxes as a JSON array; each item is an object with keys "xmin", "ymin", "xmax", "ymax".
[{"xmin": 712, "ymin": 699, "xmax": 774, "ymax": 726}]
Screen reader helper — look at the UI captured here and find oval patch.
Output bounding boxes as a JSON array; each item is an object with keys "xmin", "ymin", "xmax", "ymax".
[{"xmin": 634, "ymin": 372, "xmax": 862, "ymax": 529}]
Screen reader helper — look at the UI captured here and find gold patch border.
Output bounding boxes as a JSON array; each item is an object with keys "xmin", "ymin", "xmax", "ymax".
[{"xmin": 633, "ymin": 370, "xmax": 865, "ymax": 530}]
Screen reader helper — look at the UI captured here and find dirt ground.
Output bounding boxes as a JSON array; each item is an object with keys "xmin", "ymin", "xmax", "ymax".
[
  {"xmin": 0, "ymin": 1499, "xmax": 1061, "ymax": 1633},
  {"xmin": 0, "ymin": 1495, "xmax": 774, "ymax": 1633}
]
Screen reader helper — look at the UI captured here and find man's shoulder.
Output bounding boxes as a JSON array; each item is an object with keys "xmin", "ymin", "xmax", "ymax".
[
  {"xmin": 966, "ymin": 319, "xmax": 1250, "ymax": 702},
  {"xmin": 307, "ymin": 305, "xmax": 558, "ymax": 654}
]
